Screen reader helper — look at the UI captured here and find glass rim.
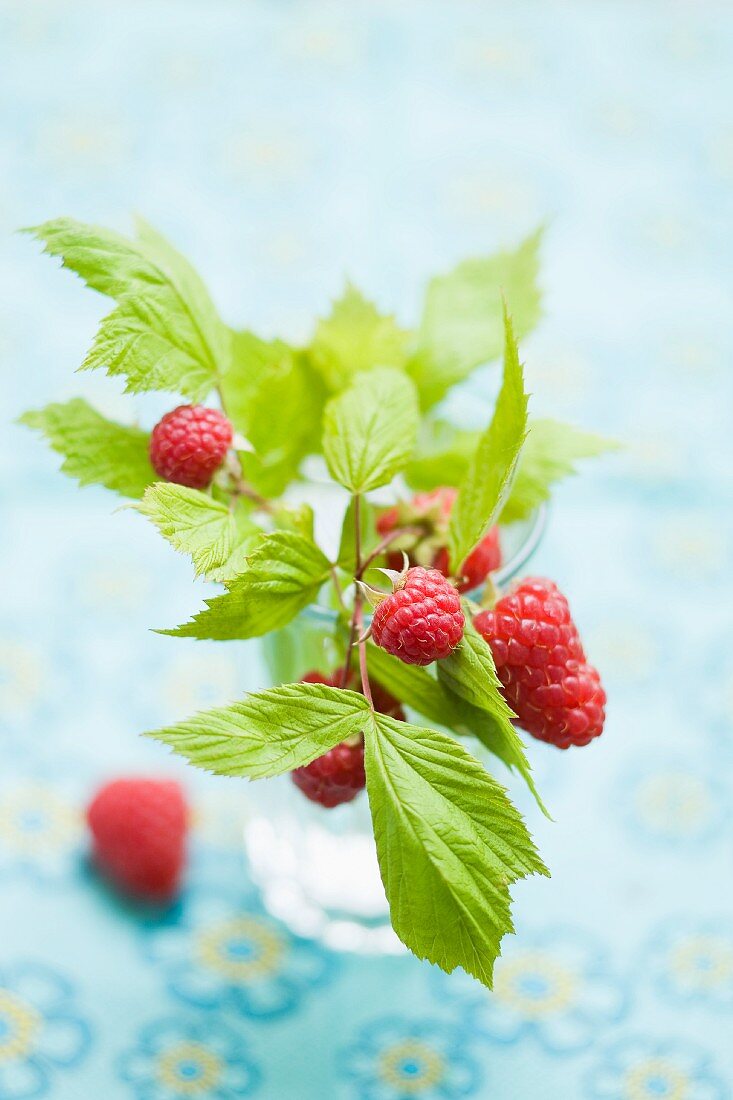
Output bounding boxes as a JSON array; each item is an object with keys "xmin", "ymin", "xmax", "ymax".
[{"xmin": 304, "ymin": 502, "xmax": 548, "ymax": 628}]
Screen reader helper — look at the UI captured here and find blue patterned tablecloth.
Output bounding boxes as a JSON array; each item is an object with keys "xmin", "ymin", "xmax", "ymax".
[{"xmin": 1, "ymin": 2, "xmax": 732, "ymax": 1097}]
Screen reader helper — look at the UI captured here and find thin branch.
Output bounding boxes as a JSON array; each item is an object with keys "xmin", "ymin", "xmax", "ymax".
[
  {"xmin": 357, "ymin": 599, "xmax": 373, "ymax": 708},
  {"xmin": 357, "ymin": 525, "xmax": 422, "ymax": 579},
  {"xmin": 340, "ymin": 493, "xmax": 363, "ymax": 689}
]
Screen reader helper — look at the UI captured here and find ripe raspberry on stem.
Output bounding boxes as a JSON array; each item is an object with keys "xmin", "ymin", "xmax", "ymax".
[
  {"xmin": 371, "ymin": 565, "xmax": 464, "ymax": 666},
  {"xmin": 377, "ymin": 487, "xmax": 501, "ymax": 592},
  {"xmin": 149, "ymin": 404, "xmax": 233, "ymax": 489},
  {"xmin": 290, "ymin": 670, "xmax": 405, "ymax": 807},
  {"xmin": 474, "ymin": 577, "xmax": 606, "ymax": 749},
  {"xmin": 86, "ymin": 777, "xmax": 189, "ymax": 902}
]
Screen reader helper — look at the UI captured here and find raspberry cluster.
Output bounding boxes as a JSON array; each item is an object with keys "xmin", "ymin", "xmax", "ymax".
[
  {"xmin": 377, "ymin": 487, "xmax": 501, "ymax": 592},
  {"xmin": 475, "ymin": 578, "xmax": 606, "ymax": 749}
]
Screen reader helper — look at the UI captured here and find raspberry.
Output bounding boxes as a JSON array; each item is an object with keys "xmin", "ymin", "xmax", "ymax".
[
  {"xmin": 292, "ymin": 740, "xmax": 366, "ymax": 808},
  {"xmin": 149, "ymin": 404, "xmax": 233, "ymax": 489},
  {"xmin": 291, "ymin": 670, "xmax": 405, "ymax": 807},
  {"xmin": 371, "ymin": 566, "xmax": 464, "ymax": 666},
  {"xmin": 474, "ymin": 578, "xmax": 606, "ymax": 749},
  {"xmin": 377, "ymin": 487, "xmax": 501, "ymax": 592},
  {"xmin": 87, "ymin": 778, "xmax": 188, "ymax": 902}
]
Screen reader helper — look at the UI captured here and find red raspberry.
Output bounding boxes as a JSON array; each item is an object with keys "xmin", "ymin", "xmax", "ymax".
[
  {"xmin": 149, "ymin": 404, "xmax": 233, "ymax": 489},
  {"xmin": 292, "ymin": 740, "xmax": 366, "ymax": 808},
  {"xmin": 87, "ymin": 778, "xmax": 188, "ymax": 902},
  {"xmin": 291, "ymin": 670, "xmax": 405, "ymax": 807},
  {"xmin": 377, "ymin": 487, "xmax": 501, "ymax": 592},
  {"xmin": 371, "ymin": 566, "xmax": 464, "ymax": 666},
  {"xmin": 474, "ymin": 578, "xmax": 606, "ymax": 749}
]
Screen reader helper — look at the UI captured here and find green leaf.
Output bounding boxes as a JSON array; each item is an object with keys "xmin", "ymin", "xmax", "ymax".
[
  {"xmin": 223, "ymin": 333, "xmax": 328, "ymax": 496},
  {"xmin": 19, "ymin": 398, "xmax": 154, "ymax": 498},
  {"xmin": 501, "ymin": 418, "xmax": 619, "ymax": 524},
  {"xmin": 162, "ymin": 531, "xmax": 331, "ymax": 640},
  {"xmin": 404, "ymin": 419, "xmax": 482, "ymax": 491},
  {"xmin": 310, "ymin": 283, "xmax": 410, "ymax": 392},
  {"xmin": 448, "ymin": 305, "xmax": 529, "ymax": 571},
  {"xmin": 136, "ymin": 483, "xmax": 262, "ymax": 581},
  {"xmin": 27, "ymin": 217, "xmax": 231, "ymax": 401},
  {"xmin": 437, "ymin": 610, "xmax": 549, "ymax": 816},
  {"xmin": 409, "ymin": 229, "xmax": 543, "ymax": 408},
  {"xmin": 322, "ymin": 367, "xmax": 419, "ymax": 494},
  {"xmin": 366, "ymin": 714, "xmax": 548, "ymax": 987},
  {"xmin": 146, "ymin": 682, "xmax": 371, "ymax": 778},
  {"xmin": 366, "ymin": 644, "xmax": 458, "ymax": 729},
  {"xmin": 366, "ymin": 629, "xmax": 547, "ymax": 816}
]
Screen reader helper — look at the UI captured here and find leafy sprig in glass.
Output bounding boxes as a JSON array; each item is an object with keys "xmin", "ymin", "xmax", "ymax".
[{"xmin": 21, "ymin": 218, "xmax": 613, "ymax": 989}]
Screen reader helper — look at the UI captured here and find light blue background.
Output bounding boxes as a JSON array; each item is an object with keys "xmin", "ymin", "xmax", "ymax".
[{"xmin": 1, "ymin": 2, "xmax": 732, "ymax": 1097}]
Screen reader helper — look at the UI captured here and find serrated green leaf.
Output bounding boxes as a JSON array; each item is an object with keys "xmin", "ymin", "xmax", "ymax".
[
  {"xmin": 439, "ymin": 609, "xmax": 517, "ymax": 720},
  {"xmin": 366, "ymin": 714, "xmax": 548, "ymax": 987},
  {"xmin": 80, "ymin": 294, "xmax": 217, "ymax": 401},
  {"xmin": 27, "ymin": 217, "xmax": 230, "ymax": 401},
  {"xmin": 310, "ymin": 283, "xmax": 410, "ymax": 392},
  {"xmin": 437, "ymin": 610, "xmax": 549, "ymax": 817},
  {"xmin": 136, "ymin": 482, "xmax": 262, "ymax": 581},
  {"xmin": 501, "ymin": 418, "xmax": 619, "ymax": 524},
  {"xmin": 323, "ymin": 367, "xmax": 419, "ymax": 494},
  {"xmin": 222, "ymin": 333, "xmax": 328, "ymax": 496},
  {"xmin": 162, "ymin": 531, "xmax": 331, "ymax": 640},
  {"xmin": 19, "ymin": 398, "xmax": 154, "ymax": 498},
  {"xmin": 409, "ymin": 229, "xmax": 542, "ymax": 409},
  {"xmin": 368, "ymin": 634, "xmax": 547, "ymax": 815},
  {"xmin": 448, "ymin": 306, "xmax": 529, "ymax": 571},
  {"xmin": 146, "ymin": 682, "xmax": 371, "ymax": 778},
  {"xmin": 404, "ymin": 419, "xmax": 482, "ymax": 491},
  {"xmin": 366, "ymin": 644, "xmax": 458, "ymax": 729}
]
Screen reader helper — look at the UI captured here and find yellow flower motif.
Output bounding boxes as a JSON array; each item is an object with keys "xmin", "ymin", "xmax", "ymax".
[
  {"xmin": 636, "ymin": 773, "xmax": 714, "ymax": 838},
  {"xmin": 625, "ymin": 1058, "xmax": 687, "ymax": 1100},
  {"xmin": 0, "ymin": 989, "xmax": 40, "ymax": 1062},
  {"xmin": 671, "ymin": 935, "xmax": 733, "ymax": 992},
  {"xmin": 0, "ymin": 640, "xmax": 45, "ymax": 719},
  {"xmin": 196, "ymin": 918, "xmax": 284, "ymax": 982},
  {"xmin": 378, "ymin": 1040, "xmax": 445, "ymax": 1094},
  {"xmin": 157, "ymin": 1041, "xmax": 222, "ymax": 1095},
  {"xmin": 654, "ymin": 518, "xmax": 727, "ymax": 580},
  {"xmin": 494, "ymin": 952, "xmax": 576, "ymax": 1017},
  {"xmin": 587, "ymin": 622, "xmax": 656, "ymax": 681},
  {"xmin": 0, "ymin": 786, "xmax": 81, "ymax": 857},
  {"xmin": 162, "ymin": 652, "xmax": 240, "ymax": 719},
  {"xmin": 79, "ymin": 561, "xmax": 151, "ymax": 613}
]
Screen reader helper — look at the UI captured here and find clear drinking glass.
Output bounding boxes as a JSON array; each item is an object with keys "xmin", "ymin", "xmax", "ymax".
[{"xmin": 243, "ymin": 505, "xmax": 547, "ymax": 954}]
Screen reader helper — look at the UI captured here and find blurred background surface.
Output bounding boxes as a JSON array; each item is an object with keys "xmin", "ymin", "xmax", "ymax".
[{"xmin": 1, "ymin": 1, "xmax": 732, "ymax": 1097}]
